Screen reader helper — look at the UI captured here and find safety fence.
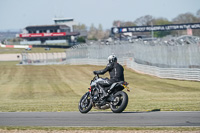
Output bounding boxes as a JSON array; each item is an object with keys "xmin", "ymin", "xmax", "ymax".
[
  {"xmin": 132, "ymin": 41, "xmax": 200, "ymax": 68},
  {"xmin": 66, "ymin": 35, "xmax": 200, "ymax": 68}
]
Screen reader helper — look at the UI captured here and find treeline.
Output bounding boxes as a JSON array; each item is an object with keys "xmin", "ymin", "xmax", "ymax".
[
  {"xmin": 74, "ymin": 9, "xmax": 200, "ymax": 40},
  {"xmin": 73, "ymin": 24, "xmax": 110, "ymax": 41}
]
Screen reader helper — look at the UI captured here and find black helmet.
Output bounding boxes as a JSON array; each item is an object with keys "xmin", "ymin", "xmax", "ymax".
[{"xmin": 108, "ymin": 54, "xmax": 117, "ymax": 63}]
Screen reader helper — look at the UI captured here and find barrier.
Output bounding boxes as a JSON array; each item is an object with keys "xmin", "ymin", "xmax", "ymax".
[
  {"xmin": 0, "ymin": 44, "xmax": 32, "ymax": 48},
  {"xmin": 126, "ymin": 58, "xmax": 200, "ymax": 81},
  {"xmin": 20, "ymin": 52, "xmax": 66, "ymax": 65}
]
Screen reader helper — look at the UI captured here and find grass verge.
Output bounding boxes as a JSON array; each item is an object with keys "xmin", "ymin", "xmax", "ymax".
[
  {"xmin": 0, "ymin": 61, "xmax": 200, "ymax": 112},
  {"xmin": 0, "ymin": 126, "xmax": 200, "ymax": 131},
  {"xmin": 0, "ymin": 47, "xmax": 66, "ymax": 54}
]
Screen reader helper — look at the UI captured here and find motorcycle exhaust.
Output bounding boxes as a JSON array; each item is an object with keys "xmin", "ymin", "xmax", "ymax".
[
  {"xmin": 94, "ymin": 104, "xmax": 110, "ymax": 110},
  {"xmin": 100, "ymin": 104, "xmax": 110, "ymax": 109}
]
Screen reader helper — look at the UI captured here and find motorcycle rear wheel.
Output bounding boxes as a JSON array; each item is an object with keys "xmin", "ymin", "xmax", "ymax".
[
  {"xmin": 110, "ymin": 91, "xmax": 128, "ymax": 113},
  {"xmin": 78, "ymin": 92, "xmax": 92, "ymax": 113}
]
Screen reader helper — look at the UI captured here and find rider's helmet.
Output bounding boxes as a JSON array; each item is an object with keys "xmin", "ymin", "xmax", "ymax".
[{"xmin": 108, "ymin": 54, "xmax": 117, "ymax": 63}]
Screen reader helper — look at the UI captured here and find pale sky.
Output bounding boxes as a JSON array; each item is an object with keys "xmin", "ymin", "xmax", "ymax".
[{"xmin": 0, "ymin": 0, "xmax": 200, "ymax": 31}]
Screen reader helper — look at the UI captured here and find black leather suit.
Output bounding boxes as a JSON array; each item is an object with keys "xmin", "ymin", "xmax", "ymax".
[{"xmin": 94, "ymin": 62, "xmax": 124, "ymax": 88}]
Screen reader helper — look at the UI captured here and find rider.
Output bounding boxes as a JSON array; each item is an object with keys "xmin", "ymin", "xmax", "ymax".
[{"xmin": 93, "ymin": 54, "xmax": 124, "ymax": 98}]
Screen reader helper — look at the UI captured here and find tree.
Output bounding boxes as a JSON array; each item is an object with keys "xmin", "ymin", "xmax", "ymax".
[
  {"xmin": 172, "ymin": 12, "xmax": 200, "ymax": 36},
  {"xmin": 87, "ymin": 24, "xmax": 97, "ymax": 40},
  {"xmin": 196, "ymin": 9, "xmax": 200, "ymax": 18},
  {"xmin": 134, "ymin": 15, "xmax": 154, "ymax": 26},
  {"xmin": 172, "ymin": 12, "xmax": 199, "ymax": 23},
  {"xmin": 73, "ymin": 23, "xmax": 87, "ymax": 31},
  {"xmin": 153, "ymin": 18, "xmax": 172, "ymax": 37},
  {"xmin": 77, "ymin": 36, "xmax": 86, "ymax": 43},
  {"xmin": 96, "ymin": 24, "xmax": 104, "ymax": 40},
  {"xmin": 112, "ymin": 20, "xmax": 136, "ymax": 27},
  {"xmin": 104, "ymin": 29, "xmax": 111, "ymax": 38},
  {"xmin": 113, "ymin": 20, "xmax": 121, "ymax": 27},
  {"xmin": 124, "ymin": 21, "xmax": 136, "ymax": 27}
]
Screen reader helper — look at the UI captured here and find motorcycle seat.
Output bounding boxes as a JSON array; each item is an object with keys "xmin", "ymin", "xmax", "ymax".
[{"xmin": 109, "ymin": 81, "xmax": 124, "ymax": 91}]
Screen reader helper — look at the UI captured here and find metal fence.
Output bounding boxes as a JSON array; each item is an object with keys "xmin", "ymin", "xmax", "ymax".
[
  {"xmin": 66, "ymin": 43, "xmax": 134, "ymax": 60},
  {"xmin": 66, "ymin": 37, "xmax": 200, "ymax": 68},
  {"xmin": 20, "ymin": 36, "xmax": 200, "ymax": 81},
  {"xmin": 132, "ymin": 41, "xmax": 200, "ymax": 68}
]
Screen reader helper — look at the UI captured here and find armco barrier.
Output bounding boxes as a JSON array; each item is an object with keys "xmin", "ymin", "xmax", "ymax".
[
  {"xmin": 0, "ymin": 44, "xmax": 32, "ymax": 48},
  {"xmin": 20, "ymin": 52, "xmax": 66, "ymax": 65},
  {"xmin": 126, "ymin": 58, "xmax": 200, "ymax": 81}
]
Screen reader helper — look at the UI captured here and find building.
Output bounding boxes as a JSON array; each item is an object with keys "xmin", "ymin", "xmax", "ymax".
[
  {"xmin": 53, "ymin": 18, "xmax": 88, "ymax": 38},
  {"xmin": 53, "ymin": 18, "xmax": 77, "ymax": 32},
  {"xmin": 17, "ymin": 18, "xmax": 80, "ymax": 45}
]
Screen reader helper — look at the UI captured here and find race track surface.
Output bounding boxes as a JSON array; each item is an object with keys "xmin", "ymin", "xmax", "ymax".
[{"xmin": 0, "ymin": 111, "xmax": 200, "ymax": 127}]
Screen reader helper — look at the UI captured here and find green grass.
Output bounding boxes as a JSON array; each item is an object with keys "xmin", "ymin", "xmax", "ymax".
[
  {"xmin": 0, "ymin": 61, "xmax": 200, "ymax": 112},
  {"xmin": 0, "ymin": 47, "xmax": 66, "ymax": 54},
  {"xmin": 0, "ymin": 126, "xmax": 200, "ymax": 131}
]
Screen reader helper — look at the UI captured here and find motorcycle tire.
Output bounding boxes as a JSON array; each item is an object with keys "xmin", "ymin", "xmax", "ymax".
[
  {"xmin": 110, "ymin": 91, "xmax": 128, "ymax": 113},
  {"xmin": 78, "ymin": 92, "xmax": 92, "ymax": 113}
]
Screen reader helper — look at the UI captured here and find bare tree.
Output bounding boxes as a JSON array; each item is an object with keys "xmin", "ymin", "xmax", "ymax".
[
  {"xmin": 196, "ymin": 9, "xmax": 200, "ymax": 18},
  {"xmin": 88, "ymin": 24, "xmax": 97, "ymax": 40},
  {"xmin": 124, "ymin": 21, "xmax": 136, "ymax": 27},
  {"xmin": 104, "ymin": 29, "xmax": 111, "ymax": 39},
  {"xmin": 113, "ymin": 20, "xmax": 121, "ymax": 27},
  {"xmin": 73, "ymin": 23, "xmax": 87, "ymax": 31},
  {"xmin": 172, "ymin": 12, "xmax": 199, "ymax": 23},
  {"xmin": 112, "ymin": 20, "xmax": 136, "ymax": 27},
  {"xmin": 96, "ymin": 24, "xmax": 104, "ymax": 40},
  {"xmin": 172, "ymin": 13, "xmax": 200, "ymax": 36},
  {"xmin": 134, "ymin": 15, "xmax": 154, "ymax": 26}
]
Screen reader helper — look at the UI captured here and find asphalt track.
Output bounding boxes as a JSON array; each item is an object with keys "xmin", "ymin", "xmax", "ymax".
[{"xmin": 0, "ymin": 111, "xmax": 200, "ymax": 127}]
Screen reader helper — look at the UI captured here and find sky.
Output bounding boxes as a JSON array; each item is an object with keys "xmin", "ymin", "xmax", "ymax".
[{"xmin": 0, "ymin": 0, "xmax": 200, "ymax": 31}]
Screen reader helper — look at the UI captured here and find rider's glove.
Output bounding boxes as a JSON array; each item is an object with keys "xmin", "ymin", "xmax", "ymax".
[{"xmin": 93, "ymin": 71, "xmax": 98, "ymax": 75}]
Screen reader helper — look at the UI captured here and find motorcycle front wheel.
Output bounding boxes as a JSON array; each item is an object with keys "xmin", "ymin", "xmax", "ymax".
[
  {"xmin": 110, "ymin": 91, "xmax": 128, "ymax": 113},
  {"xmin": 78, "ymin": 92, "xmax": 92, "ymax": 113}
]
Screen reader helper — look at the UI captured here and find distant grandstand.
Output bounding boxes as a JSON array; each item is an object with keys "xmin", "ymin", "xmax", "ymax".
[{"xmin": 17, "ymin": 18, "xmax": 80, "ymax": 45}]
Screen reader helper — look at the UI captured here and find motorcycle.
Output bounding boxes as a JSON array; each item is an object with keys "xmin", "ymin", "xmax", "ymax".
[{"xmin": 78, "ymin": 74, "xmax": 130, "ymax": 113}]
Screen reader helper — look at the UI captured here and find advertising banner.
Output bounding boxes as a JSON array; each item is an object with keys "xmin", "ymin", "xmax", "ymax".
[
  {"xmin": 19, "ymin": 32, "xmax": 66, "ymax": 38},
  {"xmin": 111, "ymin": 23, "xmax": 200, "ymax": 34}
]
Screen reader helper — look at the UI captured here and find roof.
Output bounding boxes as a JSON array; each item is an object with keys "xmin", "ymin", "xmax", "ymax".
[
  {"xmin": 53, "ymin": 18, "xmax": 74, "ymax": 21},
  {"xmin": 25, "ymin": 25, "xmax": 70, "ymax": 30},
  {"xmin": 66, "ymin": 32, "xmax": 80, "ymax": 36}
]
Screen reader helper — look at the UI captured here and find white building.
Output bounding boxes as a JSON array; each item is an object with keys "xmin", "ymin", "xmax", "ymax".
[{"xmin": 53, "ymin": 18, "xmax": 77, "ymax": 32}]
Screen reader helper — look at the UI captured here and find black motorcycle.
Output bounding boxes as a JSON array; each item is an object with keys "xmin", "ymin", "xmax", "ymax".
[{"xmin": 78, "ymin": 74, "xmax": 130, "ymax": 113}]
